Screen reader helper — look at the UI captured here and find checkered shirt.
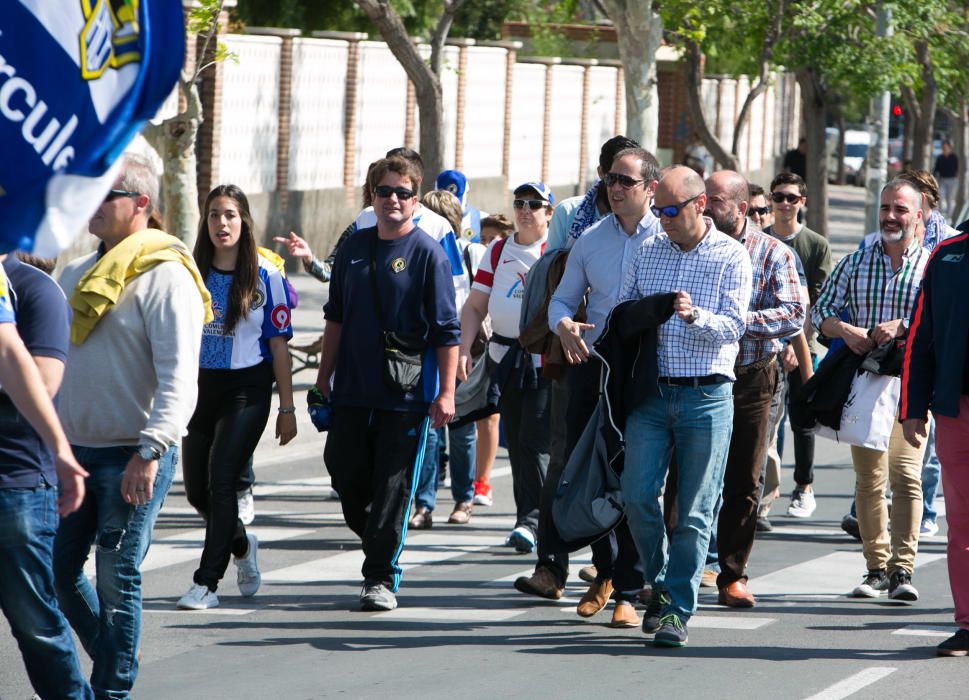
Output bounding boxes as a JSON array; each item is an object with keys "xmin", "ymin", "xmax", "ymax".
[
  {"xmin": 619, "ymin": 217, "xmax": 753, "ymax": 380},
  {"xmin": 736, "ymin": 222, "xmax": 807, "ymax": 366},
  {"xmin": 811, "ymin": 237, "xmax": 930, "ymax": 332}
]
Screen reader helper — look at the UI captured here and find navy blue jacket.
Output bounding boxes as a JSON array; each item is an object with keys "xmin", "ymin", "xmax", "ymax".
[{"xmin": 901, "ymin": 232, "xmax": 969, "ymax": 420}]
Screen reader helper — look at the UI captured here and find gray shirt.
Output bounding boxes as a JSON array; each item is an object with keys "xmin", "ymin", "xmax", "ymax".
[{"xmin": 548, "ymin": 212, "xmax": 662, "ymax": 344}]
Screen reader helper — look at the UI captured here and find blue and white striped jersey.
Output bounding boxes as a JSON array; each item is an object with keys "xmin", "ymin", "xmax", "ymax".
[
  {"xmin": 0, "ymin": 266, "xmax": 14, "ymax": 324},
  {"xmin": 200, "ymin": 257, "xmax": 292, "ymax": 370}
]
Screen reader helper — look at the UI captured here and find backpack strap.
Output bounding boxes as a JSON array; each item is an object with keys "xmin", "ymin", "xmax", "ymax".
[{"xmin": 490, "ymin": 236, "xmax": 508, "ymax": 272}]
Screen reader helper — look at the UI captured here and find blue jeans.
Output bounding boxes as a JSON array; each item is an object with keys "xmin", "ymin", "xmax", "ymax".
[
  {"xmin": 0, "ymin": 485, "xmax": 93, "ymax": 699},
  {"xmin": 54, "ymin": 445, "xmax": 177, "ymax": 700},
  {"xmin": 414, "ymin": 423, "xmax": 477, "ymax": 510},
  {"xmin": 622, "ymin": 382, "xmax": 734, "ymax": 621},
  {"xmin": 922, "ymin": 416, "xmax": 940, "ymax": 523}
]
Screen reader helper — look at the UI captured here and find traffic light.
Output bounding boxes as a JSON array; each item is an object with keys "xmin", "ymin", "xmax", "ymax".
[{"xmin": 889, "ymin": 101, "xmax": 904, "ymax": 138}]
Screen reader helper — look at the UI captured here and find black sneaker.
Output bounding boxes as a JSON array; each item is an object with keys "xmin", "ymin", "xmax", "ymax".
[
  {"xmin": 642, "ymin": 589, "xmax": 671, "ymax": 634},
  {"xmin": 888, "ymin": 570, "xmax": 919, "ymax": 603},
  {"xmin": 840, "ymin": 514, "xmax": 862, "ymax": 541},
  {"xmin": 851, "ymin": 569, "xmax": 888, "ymax": 598},
  {"xmin": 937, "ymin": 629, "xmax": 969, "ymax": 657},
  {"xmin": 756, "ymin": 516, "xmax": 773, "ymax": 532},
  {"xmin": 653, "ymin": 613, "xmax": 688, "ymax": 647}
]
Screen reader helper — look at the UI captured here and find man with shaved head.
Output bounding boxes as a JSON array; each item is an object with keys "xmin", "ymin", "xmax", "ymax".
[
  {"xmin": 618, "ymin": 166, "xmax": 752, "ymax": 647},
  {"xmin": 813, "ymin": 180, "xmax": 931, "ymax": 603},
  {"xmin": 703, "ymin": 171, "xmax": 805, "ymax": 608}
]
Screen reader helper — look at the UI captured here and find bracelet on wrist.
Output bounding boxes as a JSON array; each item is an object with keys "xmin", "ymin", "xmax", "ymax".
[{"xmin": 278, "ymin": 407, "xmax": 296, "ymax": 414}]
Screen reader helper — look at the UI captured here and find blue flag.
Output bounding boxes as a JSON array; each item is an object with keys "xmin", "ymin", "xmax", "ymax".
[{"xmin": 0, "ymin": 1, "xmax": 184, "ymax": 255}]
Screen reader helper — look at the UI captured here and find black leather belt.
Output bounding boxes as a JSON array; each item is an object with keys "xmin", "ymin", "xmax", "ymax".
[{"xmin": 657, "ymin": 374, "xmax": 730, "ymax": 387}]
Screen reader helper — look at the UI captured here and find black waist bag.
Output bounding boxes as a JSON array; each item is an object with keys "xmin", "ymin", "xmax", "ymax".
[{"xmin": 383, "ymin": 330, "xmax": 425, "ymax": 392}]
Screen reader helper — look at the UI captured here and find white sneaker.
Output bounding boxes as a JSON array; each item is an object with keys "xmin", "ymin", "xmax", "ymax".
[
  {"xmin": 237, "ymin": 488, "xmax": 255, "ymax": 525},
  {"xmin": 177, "ymin": 583, "xmax": 219, "ymax": 610},
  {"xmin": 235, "ymin": 533, "xmax": 261, "ymax": 597},
  {"xmin": 920, "ymin": 519, "xmax": 939, "ymax": 536},
  {"xmin": 787, "ymin": 488, "xmax": 817, "ymax": 518}
]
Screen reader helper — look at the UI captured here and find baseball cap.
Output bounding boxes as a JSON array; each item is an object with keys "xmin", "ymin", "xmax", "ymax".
[
  {"xmin": 436, "ymin": 169, "xmax": 468, "ymax": 200},
  {"xmin": 513, "ymin": 182, "xmax": 554, "ymax": 205}
]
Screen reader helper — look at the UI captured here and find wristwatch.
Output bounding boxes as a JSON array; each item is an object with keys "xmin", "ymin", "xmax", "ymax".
[
  {"xmin": 686, "ymin": 307, "xmax": 700, "ymax": 324},
  {"xmin": 136, "ymin": 445, "xmax": 162, "ymax": 462}
]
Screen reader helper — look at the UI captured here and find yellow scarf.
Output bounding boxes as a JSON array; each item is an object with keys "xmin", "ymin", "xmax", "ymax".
[{"xmin": 69, "ymin": 229, "xmax": 214, "ymax": 345}]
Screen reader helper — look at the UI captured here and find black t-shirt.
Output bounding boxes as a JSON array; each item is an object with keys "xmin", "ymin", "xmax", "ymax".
[
  {"xmin": 0, "ymin": 255, "xmax": 71, "ymax": 488},
  {"xmin": 324, "ymin": 226, "xmax": 460, "ymax": 412},
  {"xmin": 935, "ymin": 153, "xmax": 958, "ymax": 179}
]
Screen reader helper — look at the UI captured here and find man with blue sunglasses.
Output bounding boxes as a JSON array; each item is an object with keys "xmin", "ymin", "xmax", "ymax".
[{"xmin": 619, "ymin": 166, "xmax": 753, "ymax": 647}]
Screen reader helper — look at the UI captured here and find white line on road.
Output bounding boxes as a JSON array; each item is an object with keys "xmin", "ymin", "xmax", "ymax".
[
  {"xmin": 377, "ymin": 607, "xmax": 528, "ymax": 622},
  {"xmin": 892, "ymin": 625, "xmax": 958, "ymax": 638},
  {"xmin": 802, "ymin": 667, "xmax": 896, "ymax": 700}
]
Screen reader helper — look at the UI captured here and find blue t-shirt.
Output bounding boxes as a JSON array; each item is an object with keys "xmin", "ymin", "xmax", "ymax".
[
  {"xmin": 324, "ymin": 226, "xmax": 460, "ymax": 412},
  {"xmin": 200, "ymin": 257, "xmax": 293, "ymax": 370},
  {"xmin": 0, "ymin": 255, "xmax": 71, "ymax": 488}
]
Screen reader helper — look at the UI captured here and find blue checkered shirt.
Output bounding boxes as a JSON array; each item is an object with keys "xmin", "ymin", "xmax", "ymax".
[
  {"xmin": 736, "ymin": 222, "xmax": 807, "ymax": 366},
  {"xmin": 619, "ymin": 217, "xmax": 753, "ymax": 380}
]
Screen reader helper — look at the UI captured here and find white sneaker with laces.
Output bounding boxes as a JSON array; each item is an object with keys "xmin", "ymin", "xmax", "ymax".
[
  {"xmin": 920, "ymin": 518, "xmax": 939, "ymax": 536},
  {"xmin": 237, "ymin": 488, "xmax": 255, "ymax": 525},
  {"xmin": 177, "ymin": 583, "xmax": 219, "ymax": 610},
  {"xmin": 235, "ymin": 533, "xmax": 261, "ymax": 597},
  {"xmin": 787, "ymin": 488, "xmax": 817, "ymax": 518}
]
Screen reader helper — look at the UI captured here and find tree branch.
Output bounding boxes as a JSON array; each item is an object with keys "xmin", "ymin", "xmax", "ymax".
[
  {"xmin": 731, "ymin": 0, "xmax": 785, "ymax": 158},
  {"xmin": 684, "ymin": 39, "xmax": 739, "ymax": 171},
  {"xmin": 430, "ymin": 0, "xmax": 467, "ymax": 76}
]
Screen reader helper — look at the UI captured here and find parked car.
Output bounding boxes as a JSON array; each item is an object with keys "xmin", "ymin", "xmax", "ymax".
[{"xmin": 826, "ymin": 128, "xmax": 871, "ymax": 186}]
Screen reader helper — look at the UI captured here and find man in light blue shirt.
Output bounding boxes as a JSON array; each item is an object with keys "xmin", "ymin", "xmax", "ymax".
[{"xmin": 543, "ymin": 147, "xmax": 662, "ymax": 628}]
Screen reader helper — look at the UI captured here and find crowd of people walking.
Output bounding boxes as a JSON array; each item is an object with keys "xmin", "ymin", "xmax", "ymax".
[{"xmin": 1, "ymin": 133, "xmax": 968, "ymax": 698}]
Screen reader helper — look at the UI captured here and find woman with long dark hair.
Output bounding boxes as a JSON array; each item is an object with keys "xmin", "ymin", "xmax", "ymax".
[{"xmin": 177, "ymin": 184, "xmax": 297, "ymax": 610}]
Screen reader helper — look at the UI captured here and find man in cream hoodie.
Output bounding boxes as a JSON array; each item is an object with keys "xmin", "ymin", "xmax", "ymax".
[{"xmin": 53, "ymin": 153, "xmax": 207, "ymax": 700}]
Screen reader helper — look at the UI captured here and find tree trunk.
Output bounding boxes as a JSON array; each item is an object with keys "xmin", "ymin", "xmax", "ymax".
[
  {"xmin": 356, "ymin": 0, "xmax": 452, "ymax": 188},
  {"xmin": 909, "ymin": 41, "xmax": 937, "ymax": 171},
  {"xmin": 683, "ymin": 41, "xmax": 740, "ymax": 171},
  {"xmin": 142, "ymin": 79, "xmax": 201, "ymax": 247},
  {"xmin": 600, "ymin": 0, "xmax": 662, "ymax": 152},
  {"xmin": 836, "ymin": 114, "xmax": 846, "ymax": 185},
  {"xmin": 796, "ymin": 68, "xmax": 829, "ymax": 237},
  {"xmin": 952, "ymin": 98, "xmax": 969, "ymax": 222}
]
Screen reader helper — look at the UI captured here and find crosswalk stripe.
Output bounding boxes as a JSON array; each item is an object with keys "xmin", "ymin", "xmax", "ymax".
[
  {"xmin": 892, "ymin": 625, "xmax": 958, "ymax": 638},
  {"xmin": 803, "ymin": 667, "xmax": 896, "ymax": 700},
  {"xmin": 748, "ymin": 551, "xmax": 946, "ymax": 597},
  {"xmin": 377, "ymin": 607, "xmax": 528, "ymax": 622}
]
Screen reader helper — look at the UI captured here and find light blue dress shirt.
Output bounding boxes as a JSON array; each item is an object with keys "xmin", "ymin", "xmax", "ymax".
[{"xmin": 548, "ymin": 211, "xmax": 663, "ymax": 344}]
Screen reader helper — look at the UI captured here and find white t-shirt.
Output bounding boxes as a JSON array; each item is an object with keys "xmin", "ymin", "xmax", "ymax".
[
  {"xmin": 472, "ymin": 234, "xmax": 546, "ymax": 362},
  {"xmin": 456, "ymin": 239, "xmax": 486, "ymax": 311}
]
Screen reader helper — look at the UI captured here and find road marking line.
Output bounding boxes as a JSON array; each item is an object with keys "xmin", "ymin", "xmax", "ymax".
[
  {"xmin": 892, "ymin": 625, "xmax": 958, "ymax": 638},
  {"xmin": 748, "ymin": 551, "xmax": 945, "ymax": 597},
  {"xmin": 377, "ymin": 607, "xmax": 527, "ymax": 622},
  {"xmin": 802, "ymin": 667, "xmax": 896, "ymax": 700},
  {"xmin": 142, "ymin": 606, "xmax": 255, "ymax": 616},
  {"xmin": 688, "ymin": 615, "xmax": 776, "ymax": 630}
]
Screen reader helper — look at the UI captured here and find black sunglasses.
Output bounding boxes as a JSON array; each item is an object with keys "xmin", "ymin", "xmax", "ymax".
[
  {"xmin": 513, "ymin": 199, "xmax": 546, "ymax": 210},
  {"xmin": 747, "ymin": 206, "xmax": 770, "ymax": 217},
  {"xmin": 604, "ymin": 172, "xmax": 644, "ymax": 189},
  {"xmin": 651, "ymin": 194, "xmax": 700, "ymax": 219},
  {"xmin": 770, "ymin": 192, "xmax": 802, "ymax": 204},
  {"xmin": 374, "ymin": 185, "xmax": 417, "ymax": 200},
  {"xmin": 105, "ymin": 189, "xmax": 141, "ymax": 202}
]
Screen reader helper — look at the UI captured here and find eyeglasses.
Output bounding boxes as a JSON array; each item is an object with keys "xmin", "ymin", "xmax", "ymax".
[
  {"xmin": 747, "ymin": 206, "xmax": 770, "ymax": 217},
  {"xmin": 374, "ymin": 185, "xmax": 417, "ymax": 200},
  {"xmin": 650, "ymin": 194, "xmax": 700, "ymax": 219},
  {"xmin": 513, "ymin": 199, "xmax": 546, "ymax": 211},
  {"xmin": 770, "ymin": 192, "xmax": 802, "ymax": 204},
  {"xmin": 104, "ymin": 189, "xmax": 141, "ymax": 202},
  {"xmin": 604, "ymin": 172, "xmax": 644, "ymax": 189}
]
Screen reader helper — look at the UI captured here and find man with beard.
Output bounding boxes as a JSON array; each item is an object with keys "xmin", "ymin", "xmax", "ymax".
[
  {"xmin": 703, "ymin": 172, "xmax": 805, "ymax": 607},
  {"xmin": 813, "ymin": 180, "xmax": 931, "ymax": 602}
]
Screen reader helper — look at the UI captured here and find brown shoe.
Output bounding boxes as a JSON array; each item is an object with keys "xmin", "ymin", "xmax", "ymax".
[
  {"xmin": 718, "ymin": 579, "xmax": 756, "ymax": 608},
  {"xmin": 408, "ymin": 507, "xmax": 432, "ymax": 530},
  {"xmin": 448, "ymin": 501, "xmax": 473, "ymax": 524},
  {"xmin": 700, "ymin": 568, "xmax": 718, "ymax": 588},
  {"xmin": 609, "ymin": 601, "xmax": 640, "ymax": 628},
  {"xmin": 577, "ymin": 579, "xmax": 614, "ymax": 617},
  {"xmin": 514, "ymin": 565, "xmax": 564, "ymax": 600}
]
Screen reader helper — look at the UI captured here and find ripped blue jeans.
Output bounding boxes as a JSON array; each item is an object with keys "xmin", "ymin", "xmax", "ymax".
[{"xmin": 53, "ymin": 445, "xmax": 176, "ymax": 700}]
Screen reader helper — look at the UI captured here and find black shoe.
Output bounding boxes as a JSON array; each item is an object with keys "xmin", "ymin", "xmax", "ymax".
[
  {"xmin": 755, "ymin": 516, "xmax": 773, "ymax": 532},
  {"xmin": 840, "ymin": 514, "xmax": 861, "ymax": 541},
  {"xmin": 851, "ymin": 569, "xmax": 888, "ymax": 598},
  {"xmin": 888, "ymin": 569, "xmax": 919, "ymax": 603},
  {"xmin": 653, "ymin": 613, "xmax": 688, "ymax": 647},
  {"xmin": 642, "ymin": 589, "xmax": 670, "ymax": 634},
  {"xmin": 937, "ymin": 629, "xmax": 969, "ymax": 657}
]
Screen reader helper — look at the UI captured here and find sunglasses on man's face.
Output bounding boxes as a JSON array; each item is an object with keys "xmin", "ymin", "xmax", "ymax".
[
  {"xmin": 770, "ymin": 192, "xmax": 802, "ymax": 204},
  {"xmin": 104, "ymin": 189, "xmax": 141, "ymax": 202},
  {"xmin": 747, "ymin": 206, "xmax": 770, "ymax": 217},
  {"xmin": 603, "ymin": 172, "xmax": 644, "ymax": 189},
  {"xmin": 650, "ymin": 193, "xmax": 700, "ymax": 219},
  {"xmin": 513, "ymin": 199, "xmax": 546, "ymax": 211},
  {"xmin": 374, "ymin": 185, "xmax": 417, "ymax": 200}
]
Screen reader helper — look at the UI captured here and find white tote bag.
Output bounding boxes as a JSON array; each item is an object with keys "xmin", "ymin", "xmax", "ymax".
[{"xmin": 814, "ymin": 369, "xmax": 900, "ymax": 452}]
